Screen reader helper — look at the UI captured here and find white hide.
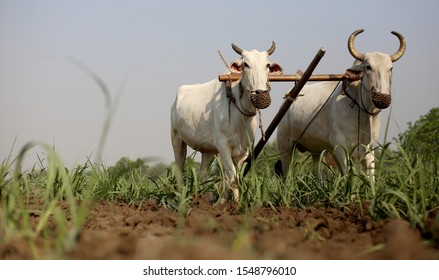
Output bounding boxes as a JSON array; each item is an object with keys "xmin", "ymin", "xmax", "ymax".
[
  {"xmin": 171, "ymin": 44, "xmax": 282, "ymax": 201},
  {"xmin": 277, "ymin": 30, "xmax": 405, "ymax": 178},
  {"xmin": 277, "ymin": 52, "xmax": 403, "ymax": 177}
]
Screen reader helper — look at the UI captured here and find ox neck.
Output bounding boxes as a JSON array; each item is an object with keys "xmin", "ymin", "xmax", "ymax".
[
  {"xmin": 343, "ymin": 80, "xmax": 381, "ymax": 155},
  {"xmin": 344, "ymin": 79, "xmax": 381, "ymax": 116},
  {"xmin": 225, "ymin": 79, "xmax": 257, "ymax": 117}
]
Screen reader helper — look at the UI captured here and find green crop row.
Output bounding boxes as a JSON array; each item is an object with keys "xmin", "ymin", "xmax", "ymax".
[{"xmin": 1, "ymin": 139, "xmax": 438, "ymax": 258}]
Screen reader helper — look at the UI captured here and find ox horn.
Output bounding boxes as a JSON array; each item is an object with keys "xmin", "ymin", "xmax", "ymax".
[
  {"xmin": 390, "ymin": 31, "xmax": 406, "ymax": 62},
  {"xmin": 231, "ymin": 43, "xmax": 243, "ymax": 55},
  {"xmin": 347, "ymin": 29, "xmax": 365, "ymax": 61},
  {"xmin": 266, "ymin": 41, "xmax": 276, "ymax": 56}
]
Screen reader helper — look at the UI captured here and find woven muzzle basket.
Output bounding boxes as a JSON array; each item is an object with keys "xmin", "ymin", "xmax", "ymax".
[
  {"xmin": 372, "ymin": 92, "xmax": 391, "ymax": 109},
  {"xmin": 250, "ymin": 92, "xmax": 271, "ymax": 109}
]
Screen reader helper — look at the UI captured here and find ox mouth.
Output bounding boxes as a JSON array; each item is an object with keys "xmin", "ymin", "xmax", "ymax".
[
  {"xmin": 250, "ymin": 92, "xmax": 271, "ymax": 109},
  {"xmin": 371, "ymin": 92, "xmax": 391, "ymax": 109}
]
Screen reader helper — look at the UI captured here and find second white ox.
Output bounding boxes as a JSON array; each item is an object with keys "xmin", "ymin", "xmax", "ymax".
[
  {"xmin": 277, "ymin": 29, "xmax": 406, "ymax": 177},
  {"xmin": 171, "ymin": 42, "xmax": 282, "ymax": 200}
]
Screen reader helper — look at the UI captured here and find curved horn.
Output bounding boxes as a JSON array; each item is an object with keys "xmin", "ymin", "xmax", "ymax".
[
  {"xmin": 390, "ymin": 31, "xmax": 406, "ymax": 62},
  {"xmin": 347, "ymin": 29, "xmax": 365, "ymax": 61},
  {"xmin": 231, "ymin": 43, "xmax": 243, "ymax": 55},
  {"xmin": 266, "ymin": 41, "xmax": 276, "ymax": 56}
]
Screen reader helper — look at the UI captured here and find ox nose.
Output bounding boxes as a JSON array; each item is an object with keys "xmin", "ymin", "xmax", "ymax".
[{"xmin": 254, "ymin": 90, "xmax": 268, "ymax": 95}]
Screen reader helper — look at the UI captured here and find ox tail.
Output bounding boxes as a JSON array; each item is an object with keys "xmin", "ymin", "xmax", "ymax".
[{"xmin": 274, "ymin": 160, "xmax": 283, "ymax": 177}]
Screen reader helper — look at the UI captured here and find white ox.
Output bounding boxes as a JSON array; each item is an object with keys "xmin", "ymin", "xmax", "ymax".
[
  {"xmin": 277, "ymin": 29, "xmax": 406, "ymax": 178},
  {"xmin": 171, "ymin": 42, "xmax": 283, "ymax": 200}
]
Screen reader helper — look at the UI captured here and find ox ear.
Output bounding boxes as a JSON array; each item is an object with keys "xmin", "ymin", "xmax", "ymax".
[
  {"xmin": 345, "ymin": 63, "xmax": 365, "ymax": 83},
  {"xmin": 269, "ymin": 63, "xmax": 283, "ymax": 75},
  {"xmin": 230, "ymin": 59, "xmax": 242, "ymax": 73},
  {"xmin": 347, "ymin": 63, "xmax": 365, "ymax": 75}
]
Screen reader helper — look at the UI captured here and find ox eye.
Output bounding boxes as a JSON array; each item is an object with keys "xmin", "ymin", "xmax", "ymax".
[
  {"xmin": 243, "ymin": 62, "xmax": 250, "ymax": 68},
  {"xmin": 366, "ymin": 65, "xmax": 373, "ymax": 71},
  {"xmin": 389, "ymin": 67, "xmax": 393, "ymax": 72},
  {"xmin": 266, "ymin": 63, "xmax": 270, "ymax": 68}
]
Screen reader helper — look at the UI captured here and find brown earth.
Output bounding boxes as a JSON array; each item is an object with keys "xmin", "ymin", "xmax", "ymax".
[{"xmin": 1, "ymin": 196, "xmax": 439, "ymax": 259}]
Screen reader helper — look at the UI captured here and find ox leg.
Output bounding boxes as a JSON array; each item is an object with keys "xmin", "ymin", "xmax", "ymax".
[
  {"xmin": 224, "ymin": 163, "xmax": 239, "ymax": 202},
  {"xmin": 312, "ymin": 153, "xmax": 330, "ymax": 185},
  {"xmin": 312, "ymin": 154, "xmax": 321, "ymax": 178},
  {"xmin": 199, "ymin": 153, "xmax": 216, "ymax": 203},
  {"xmin": 216, "ymin": 148, "xmax": 239, "ymax": 202},
  {"xmin": 277, "ymin": 141, "xmax": 293, "ymax": 178},
  {"xmin": 363, "ymin": 149, "xmax": 376, "ymax": 181},
  {"xmin": 171, "ymin": 132, "xmax": 187, "ymax": 183},
  {"xmin": 199, "ymin": 153, "xmax": 215, "ymax": 178},
  {"xmin": 333, "ymin": 146, "xmax": 348, "ymax": 175},
  {"xmin": 280, "ymin": 151, "xmax": 292, "ymax": 178}
]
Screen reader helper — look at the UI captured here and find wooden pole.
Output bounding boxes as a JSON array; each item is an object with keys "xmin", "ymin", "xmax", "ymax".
[
  {"xmin": 243, "ymin": 47, "xmax": 327, "ymax": 176},
  {"xmin": 219, "ymin": 73, "xmax": 359, "ymax": 82}
]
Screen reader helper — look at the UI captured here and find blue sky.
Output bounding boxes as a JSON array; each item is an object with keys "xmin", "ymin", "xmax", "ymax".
[{"xmin": 1, "ymin": 0, "xmax": 438, "ymax": 168}]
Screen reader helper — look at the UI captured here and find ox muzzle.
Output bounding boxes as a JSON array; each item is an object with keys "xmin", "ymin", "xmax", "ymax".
[
  {"xmin": 371, "ymin": 91, "xmax": 391, "ymax": 109},
  {"xmin": 250, "ymin": 90, "xmax": 271, "ymax": 109}
]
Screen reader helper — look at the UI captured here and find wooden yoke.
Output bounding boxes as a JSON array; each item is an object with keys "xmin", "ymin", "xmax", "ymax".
[{"xmin": 219, "ymin": 72, "xmax": 362, "ymax": 82}]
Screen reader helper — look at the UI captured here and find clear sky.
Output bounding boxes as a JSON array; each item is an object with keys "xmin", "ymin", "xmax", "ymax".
[{"xmin": 1, "ymin": 0, "xmax": 438, "ymax": 168}]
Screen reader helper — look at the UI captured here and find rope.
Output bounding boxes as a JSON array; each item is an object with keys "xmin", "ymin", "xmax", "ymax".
[
  {"xmin": 217, "ymin": 50, "xmax": 232, "ymax": 72},
  {"xmin": 343, "ymin": 75, "xmax": 379, "ymax": 116},
  {"xmin": 258, "ymin": 110, "xmax": 265, "ymax": 141},
  {"xmin": 254, "ymin": 81, "xmax": 341, "ymax": 164},
  {"xmin": 226, "ymin": 79, "xmax": 258, "ymax": 119},
  {"xmin": 256, "ymin": 73, "xmax": 272, "ymax": 141},
  {"xmin": 283, "ymin": 81, "xmax": 341, "ymax": 156},
  {"xmin": 344, "ymin": 74, "xmax": 377, "ymax": 159}
]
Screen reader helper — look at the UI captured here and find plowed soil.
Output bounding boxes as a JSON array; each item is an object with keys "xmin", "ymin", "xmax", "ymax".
[{"xmin": 2, "ymin": 197, "xmax": 439, "ymax": 259}]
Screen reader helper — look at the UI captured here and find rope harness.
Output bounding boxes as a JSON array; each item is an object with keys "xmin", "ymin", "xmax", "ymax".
[
  {"xmin": 225, "ymin": 80, "xmax": 257, "ymax": 117},
  {"xmin": 341, "ymin": 68, "xmax": 385, "ymax": 158},
  {"xmin": 225, "ymin": 75, "xmax": 270, "ymax": 140},
  {"xmin": 341, "ymin": 69, "xmax": 379, "ymax": 116},
  {"xmin": 285, "ymin": 80, "xmax": 341, "ymax": 155}
]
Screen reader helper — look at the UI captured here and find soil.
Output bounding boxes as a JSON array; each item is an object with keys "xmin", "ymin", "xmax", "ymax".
[{"xmin": 1, "ymin": 196, "xmax": 439, "ymax": 260}]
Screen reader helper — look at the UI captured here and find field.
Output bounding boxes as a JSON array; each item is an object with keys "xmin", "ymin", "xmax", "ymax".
[{"xmin": 1, "ymin": 143, "xmax": 439, "ymax": 260}]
